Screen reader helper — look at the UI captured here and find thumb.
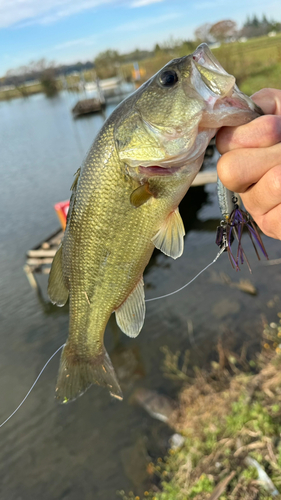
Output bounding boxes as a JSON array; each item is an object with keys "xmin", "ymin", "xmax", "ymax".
[{"xmin": 251, "ymin": 88, "xmax": 281, "ymax": 115}]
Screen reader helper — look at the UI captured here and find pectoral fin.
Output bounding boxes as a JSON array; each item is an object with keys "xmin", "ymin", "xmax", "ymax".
[
  {"xmin": 152, "ymin": 208, "xmax": 185, "ymax": 259},
  {"xmin": 130, "ymin": 183, "xmax": 153, "ymax": 208},
  {"xmin": 115, "ymin": 277, "xmax": 145, "ymax": 338},
  {"xmin": 48, "ymin": 245, "xmax": 69, "ymax": 306}
]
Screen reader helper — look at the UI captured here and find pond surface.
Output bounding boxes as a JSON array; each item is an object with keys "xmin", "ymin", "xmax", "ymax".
[{"xmin": 0, "ymin": 90, "xmax": 280, "ymax": 499}]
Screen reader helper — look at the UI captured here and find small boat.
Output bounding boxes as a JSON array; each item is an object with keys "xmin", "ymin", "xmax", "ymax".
[{"xmin": 72, "ymin": 97, "xmax": 105, "ymax": 117}]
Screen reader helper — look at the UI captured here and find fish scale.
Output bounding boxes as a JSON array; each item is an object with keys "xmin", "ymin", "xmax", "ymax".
[
  {"xmin": 61, "ymin": 123, "xmax": 182, "ymax": 399},
  {"xmin": 48, "ymin": 43, "xmax": 262, "ymax": 403}
]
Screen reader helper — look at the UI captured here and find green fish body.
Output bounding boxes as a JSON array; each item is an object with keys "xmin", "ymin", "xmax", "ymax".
[{"xmin": 48, "ymin": 44, "xmax": 262, "ymax": 402}]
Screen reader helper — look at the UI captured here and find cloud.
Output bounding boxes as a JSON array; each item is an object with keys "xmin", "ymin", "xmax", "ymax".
[
  {"xmin": 130, "ymin": 0, "xmax": 164, "ymax": 7},
  {"xmin": 0, "ymin": 0, "xmax": 113, "ymax": 29},
  {"xmin": 0, "ymin": 0, "xmax": 168, "ymax": 29},
  {"xmin": 53, "ymin": 11, "xmax": 177, "ymax": 51},
  {"xmin": 55, "ymin": 35, "xmax": 98, "ymax": 50},
  {"xmin": 115, "ymin": 12, "xmax": 180, "ymax": 32},
  {"xmin": 193, "ymin": 0, "xmax": 225, "ymax": 9}
]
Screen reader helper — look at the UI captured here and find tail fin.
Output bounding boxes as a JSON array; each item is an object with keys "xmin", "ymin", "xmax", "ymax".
[{"xmin": 55, "ymin": 344, "xmax": 123, "ymax": 403}]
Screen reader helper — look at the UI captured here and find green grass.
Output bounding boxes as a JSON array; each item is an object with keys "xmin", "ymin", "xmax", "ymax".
[
  {"xmin": 213, "ymin": 35, "xmax": 281, "ymax": 94},
  {"xmin": 123, "ymin": 33, "xmax": 281, "ymax": 95},
  {"xmin": 239, "ymin": 63, "xmax": 281, "ymax": 95},
  {"xmin": 118, "ymin": 317, "xmax": 281, "ymax": 500},
  {"xmin": 0, "ymin": 83, "xmax": 43, "ymax": 100},
  {"xmin": 1, "ymin": 34, "xmax": 280, "ymax": 100},
  {"xmin": 213, "ymin": 34, "xmax": 281, "ymax": 76}
]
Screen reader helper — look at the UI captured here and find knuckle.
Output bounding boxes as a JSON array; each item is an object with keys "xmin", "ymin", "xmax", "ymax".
[
  {"xmin": 260, "ymin": 115, "xmax": 281, "ymax": 144},
  {"xmin": 258, "ymin": 215, "xmax": 270, "ymax": 237},
  {"xmin": 255, "ymin": 213, "xmax": 275, "ymax": 238},
  {"xmin": 217, "ymin": 151, "xmax": 242, "ymax": 191},
  {"xmin": 268, "ymin": 166, "xmax": 281, "ymax": 198},
  {"xmin": 217, "ymin": 154, "xmax": 231, "ymax": 185},
  {"xmin": 240, "ymin": 196, "xmax": 255, "ymax": 217},
  {"xmin": 252, "ymin": 88, "xmax": 279, "ymax": 115},
  {"xmin": 259, "ymin": 211, "xmax": 281, "ymax": 240},
  {"xmin": 216, "ymin": 127, "xmax": 233, "ymax": 154}
]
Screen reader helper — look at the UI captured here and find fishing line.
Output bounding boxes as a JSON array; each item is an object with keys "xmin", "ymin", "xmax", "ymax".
[
  {"xmin": 0, "ymin": 343, "xmax": 64, "ymax": 429},
  {"xmin": 145, "ymin": 246, "xmax": 225, "ymax": 302},
  {"xmin": 0, "ymin": 249, "xmax": 225, "ymax": 428}
]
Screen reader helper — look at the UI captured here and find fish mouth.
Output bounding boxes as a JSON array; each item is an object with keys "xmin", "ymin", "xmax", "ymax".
[
  {"xmin": 138, "ymin": 164, "xmax": 182, "ymax": 177},
  {"xmin": 217, "ymin": 91, "xmax": 263, "ymax": 116},
  {"xmin": 137, "ymin": 128, "xmax": 215, "ymax": 177},
  {"xmin": 202, "ymin": 90, "xmax": 264, "ymax": 127},
  {"xmin": 192, "ymin": 43, "xmax": 227, "ymax": 73},
  {"xmin": 192, "ymin": 43, "xmax": 263, "ymax": 122}
]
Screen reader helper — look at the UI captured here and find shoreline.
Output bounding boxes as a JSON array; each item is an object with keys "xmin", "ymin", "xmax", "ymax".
[{"xmin": 119, "ymin": 315, "xmax": 281, "ymax": 499}]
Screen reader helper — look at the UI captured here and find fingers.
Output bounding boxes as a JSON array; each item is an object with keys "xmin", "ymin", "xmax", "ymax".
[
  {"xmin": 216, "ymin": 88, "xmax": 281, "ymax": 241},
  {"xmin": 216, "ymin": 88, "xmax": 281, "ymax": 154},
  {"xmin": 217, "ymin": 142, "xmax": 281, "ymax": 193},
  {"xmin": 254, "ymin": 204, "xmax": 281, "ymax": 240},
  {"xmin": 241, "ymin": 164, "xmax": 281, "ymax": 216},
  {"xmin": 216, "ymin": 115, "xmax": 281, "ymax": 153},
  {"xmin": 251, "ymin": 88, "xmax": 281, "ymax": 115}
]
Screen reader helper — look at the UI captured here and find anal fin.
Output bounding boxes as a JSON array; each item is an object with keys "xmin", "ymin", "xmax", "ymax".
[
  {"xmin": 152, "ymin": 208, "xmax": 185, "ymax": 259},
  {"xmin": 115, "ymin": 277, "xmax": 145, "ymax": 338},
  {"xmin": 48, "ymin": 245, "xmax": 69, "ymax": 306}
]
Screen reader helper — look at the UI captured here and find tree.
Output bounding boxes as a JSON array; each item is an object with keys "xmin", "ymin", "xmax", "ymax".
[
  {"xmin": 31, "ymin": 59, "xmax": 58, "ymax": 97},
  {"xmin": 40, "ymin": 67, "xmax": 58, "ymax": 97},
  {"xmin": 209, "ymin": 20, "xmax": 237, "ymax": 42},
  {"xmin": 94, "ymin": 50, "xmax": 122, "ymax": 79},
  {"xmin": 194, "ymin": 23, "xmax": 213, "ymax": 43},
  {"xmin": 3, "ymin": 59, "xmax": 58, "ymax": 97},
  {"xmin": 240, "ymin": 14, "xmax": 280, "ymax": 38},
  {"xmin": 154, "ymin": 43, "xmax": 162, "ymax": 55},
  {"xmin": 252, "ymin": 15, "xmax": 259, "ymax": 28}
]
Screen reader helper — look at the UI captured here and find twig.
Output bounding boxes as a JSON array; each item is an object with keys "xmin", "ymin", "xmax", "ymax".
[
  {"xmin": 208, "ymin": 471, "xmax": 236, "ymax": 500},
  {"xmin": 234, "ymin": 441, "xmax": 266, "ymax": 457}
]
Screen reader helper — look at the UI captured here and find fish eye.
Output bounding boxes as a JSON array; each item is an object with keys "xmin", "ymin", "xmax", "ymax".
[{"xmin": 158, "ymin": 70, "xmax": 178, "ymax": 88}]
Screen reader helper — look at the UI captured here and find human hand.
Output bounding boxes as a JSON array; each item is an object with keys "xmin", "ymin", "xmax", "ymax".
[{"xmin": 216, "ymin": 88, "xmax": 281, "ymax": 240}]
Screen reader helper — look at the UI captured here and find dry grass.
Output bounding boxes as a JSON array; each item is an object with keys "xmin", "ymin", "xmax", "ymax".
[{"xmin": 119, "ymin": 318, "xmax": 281, "ymax": 500}]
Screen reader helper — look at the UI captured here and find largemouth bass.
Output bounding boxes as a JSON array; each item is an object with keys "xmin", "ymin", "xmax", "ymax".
[{"xmin": 48, "ymin": 43, "xmax": 262, "ymax": 403}]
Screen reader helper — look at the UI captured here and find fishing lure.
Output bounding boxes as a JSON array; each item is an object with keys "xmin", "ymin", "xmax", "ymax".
[{"xmin": 216, "ymin": 178, "xmax": 268, "ymax": 271}]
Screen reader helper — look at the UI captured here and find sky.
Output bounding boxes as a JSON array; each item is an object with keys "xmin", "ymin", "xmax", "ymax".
[{"xmin": 0, "ymin": 0, "xmax": 281, "ymax": 76}]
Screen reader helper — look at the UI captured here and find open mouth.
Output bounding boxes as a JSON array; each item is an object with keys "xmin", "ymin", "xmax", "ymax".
[
  {"xmin": 139, "ymin": 165, "xmax": 182, "ymax": 177},
  {"xmin": 213, "ymin": 93, "xmax": 263, "ymax": 118}
]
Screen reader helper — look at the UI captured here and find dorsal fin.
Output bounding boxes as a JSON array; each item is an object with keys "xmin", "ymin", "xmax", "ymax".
[
  {"xmin": 152, "ymin": 208, "xmax": 185, "ymax": 259},
  {"xmin": 70, "ymin": 167, "xmax": 81, "ymax": 192}
]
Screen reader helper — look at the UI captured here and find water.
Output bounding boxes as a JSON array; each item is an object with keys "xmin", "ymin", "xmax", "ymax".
[{"xmin": 0, "ymin": 91, "xmax": 280, "ymax": 499}]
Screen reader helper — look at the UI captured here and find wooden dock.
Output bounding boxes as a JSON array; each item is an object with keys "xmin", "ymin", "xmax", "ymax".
[
  {"xmin": 191, "ymin": 170, "xmax": 217, "ymax": 186},
  {"xmin": 24, "ymin": 228, "xmax": 63, "ymax": 290},
  {"xmin": 24, "ymin": 169, "xmax": 217, "ymax": 289}
]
